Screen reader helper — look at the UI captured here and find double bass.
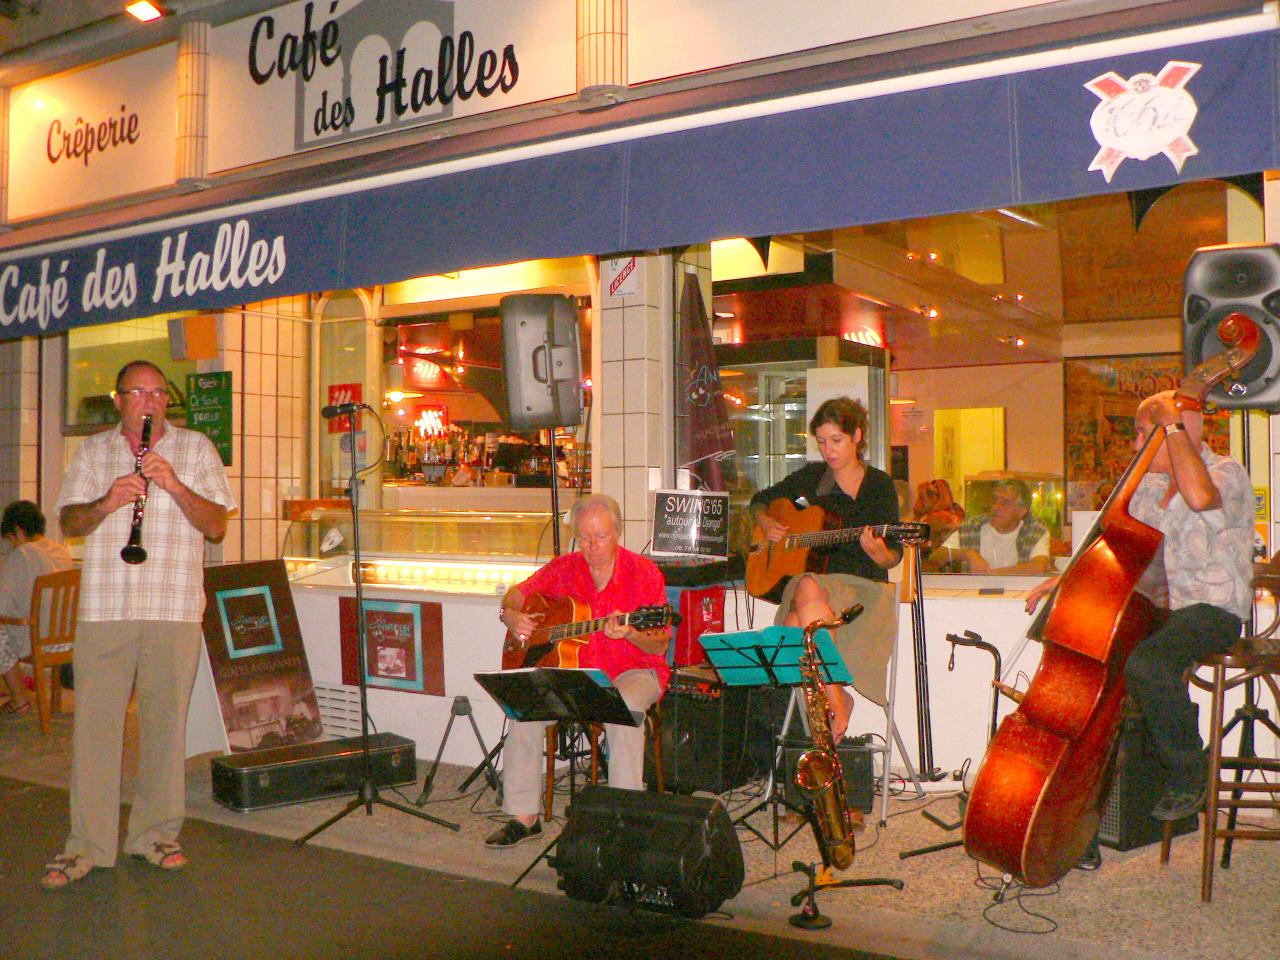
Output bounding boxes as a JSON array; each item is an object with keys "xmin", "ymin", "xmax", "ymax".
[{"xmin": 963, "ymin": 312, "xmax": 1260, "ymax": 887}]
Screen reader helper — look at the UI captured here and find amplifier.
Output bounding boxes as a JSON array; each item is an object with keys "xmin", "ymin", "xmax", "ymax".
[
  {"xmin": 1099, "ymin": 713, "xmax": 1198, "ymax": 851},
  {"xmin": 781, "ymin": 736, "xmax": 875, "ymax": 814},
  {"xmin": 644, "ymin": 678, "xmax": 785, "ymax": 794},
  {"xmin": 211, "ymin": 733, "xmax": 417, "ymax": 812}
]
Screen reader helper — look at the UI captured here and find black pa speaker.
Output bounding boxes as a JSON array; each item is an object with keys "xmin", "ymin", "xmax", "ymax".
[
  {"xmin": 1098, "ymin": 712, "xmax": 1198, "ymax": 851},
  {"xmin": 781, "ymin": 737, "xmax": 875, "ymax": 814},
  {"xmin": 500, "ymin": 293, "xmax": 583, "ymax": 429},
  {"xmin": 1183, "ymin": 243, "xmax": 1280, "ymax": 411},
  {"xmin": 551, "ymin": 784, "xmax": 744, "ymax": 918},
  {"xmin": 643, "ymin": 681, "xmax": 783, "ymax": 794}
]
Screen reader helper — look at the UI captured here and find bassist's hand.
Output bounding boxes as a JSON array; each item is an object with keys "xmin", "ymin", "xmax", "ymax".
[{"xmin": 1024, "ymin": 576, "xmax": 1060, "ymax": 614}]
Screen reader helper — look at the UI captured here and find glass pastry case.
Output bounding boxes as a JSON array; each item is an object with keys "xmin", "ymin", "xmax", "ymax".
[{"xmin": 282, "ymin": 508, "xmax": 568, "ymax": 595}]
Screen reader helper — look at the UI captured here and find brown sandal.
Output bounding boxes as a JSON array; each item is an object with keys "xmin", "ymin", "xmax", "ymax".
[
  {"xmin": 132, "ymin": 841, "xmax": 187, "ymax": 871},
  {"xmin": 41, "ymin": 854, "xmax": 94, "ymax": 890}
]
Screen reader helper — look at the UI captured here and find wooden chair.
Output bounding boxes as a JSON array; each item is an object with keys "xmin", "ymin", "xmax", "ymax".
[
  {"xmin": 1, "ymin": 568, "xmax": 80, "ymax": 734},
  {"xmin": 1159, "ymin": 560, "xmax": 1280, "ymax": 901},
  {"xmin": 542, "ymin": 703, "xmax": 665, "ymax": 820}
]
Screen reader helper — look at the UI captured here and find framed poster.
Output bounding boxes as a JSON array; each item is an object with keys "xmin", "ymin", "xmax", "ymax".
[
  {"xmin": 1064, "ymin": 353, "xmax": 1230, "ymax": 514},
  {"xmin": 339, "ymin": 597, "xmax": 445, "ymax": 696},
  {"xmin": 202, "ymin": 560, "xmax": 325, "ymax": 752}
]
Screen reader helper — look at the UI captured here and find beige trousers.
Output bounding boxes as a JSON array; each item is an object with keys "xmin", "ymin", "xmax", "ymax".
[
  {"xmin": 500, "ymin": 668, "xmax": 662, "ymax": 819},
  {"xmin": 65, "ymin": 620, "xmax": 202, "ymax": 867}
]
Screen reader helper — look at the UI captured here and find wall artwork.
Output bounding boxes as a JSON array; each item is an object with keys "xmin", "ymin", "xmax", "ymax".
[
  {"xmin": 339, "ymin": 597, "xmax": 445, "ymax": 696},
  {"xmin": 1063, "ymin": 352, "xmax": 1229, "ymax": 514}
]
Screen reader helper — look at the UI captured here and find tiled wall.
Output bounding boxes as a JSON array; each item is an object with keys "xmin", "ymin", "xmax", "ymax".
[
  {"xmin": 596, "ymin": 253, "xmax": 673, "ymax": 549},
  {"xmin": 215, "ymin": 297, "xmax": 311, "ymax": 563},
  {"xmin": 0, "ymin": 337, "xmax": 39, "ymax": 505}
]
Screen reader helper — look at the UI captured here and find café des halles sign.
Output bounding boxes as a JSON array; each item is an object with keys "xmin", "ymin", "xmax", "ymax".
[{"xmin": 207, "ymin": 0, "xmax": 576, "ymax": 172}]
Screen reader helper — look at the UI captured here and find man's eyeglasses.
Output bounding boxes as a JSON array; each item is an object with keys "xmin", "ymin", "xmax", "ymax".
[{"xmin": 117, "ymin": 388, "xmax": 169, "ymax": 400}]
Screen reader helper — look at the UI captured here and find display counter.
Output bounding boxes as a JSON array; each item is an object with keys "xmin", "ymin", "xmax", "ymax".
[{"xmin": 381, "ymin": 482, "xmax": 583, "ymax": 515}]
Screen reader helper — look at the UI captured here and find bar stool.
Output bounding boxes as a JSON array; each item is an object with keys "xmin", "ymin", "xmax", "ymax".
[
  {"xmin": 542, "ymin": 704, "xmax": 665, "ymax": 820},
  {"xmin": 1160, "ymin": 559, "xmax": 1280, "ymax": 902}
]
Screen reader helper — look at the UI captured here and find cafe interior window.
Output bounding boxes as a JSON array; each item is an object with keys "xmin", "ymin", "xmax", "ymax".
[
  {"xmin": 695, "ymin": 176, "xmax": 1268, "ymax": 572},
  {"xmin": 377, "ymin": 258, "xmax": 593, "ymax": 491},
  {"xmin": 64, "ymin": 314, "xmax": 198, "ymax": 432}
]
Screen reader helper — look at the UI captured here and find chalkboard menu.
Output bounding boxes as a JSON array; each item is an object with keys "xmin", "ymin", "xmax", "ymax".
[{"xmin": 187, "ymin": 371, "xmax": 233, "ymax": 466}]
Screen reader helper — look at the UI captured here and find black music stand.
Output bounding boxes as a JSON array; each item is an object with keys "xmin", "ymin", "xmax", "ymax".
[
  {"xmin": 700, "ymin": 624, "xmax": 851, "ymax": 854},
  {"xmin": 473, "ymin": 667, "xmax": 639, "ymax": 888}
]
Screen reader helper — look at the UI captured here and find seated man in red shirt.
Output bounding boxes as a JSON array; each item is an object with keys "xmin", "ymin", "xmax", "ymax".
[{"xmin": 487, "ymin": 493, "xmax": 670, "ymax": 847}]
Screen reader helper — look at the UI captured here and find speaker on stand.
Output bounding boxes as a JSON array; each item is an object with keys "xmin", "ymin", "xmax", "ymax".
[
  {"xmin": 500, "ymin": 293, "xmax": 584, "ymax": 559},
  {"xmin": 1183, "ymin": 243, "xmax": 1280, "ymax": 412}
]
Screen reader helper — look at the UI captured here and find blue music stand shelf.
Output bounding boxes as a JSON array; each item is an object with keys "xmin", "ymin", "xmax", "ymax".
[{"xmin": 699, "ymin": 626, "xmax": 852, "ymax": 688}]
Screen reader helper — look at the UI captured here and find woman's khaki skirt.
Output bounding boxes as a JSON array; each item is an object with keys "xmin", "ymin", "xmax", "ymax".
[{"xmin": 773, "ymin": 573, "xmax": 899, "ymax": 707}]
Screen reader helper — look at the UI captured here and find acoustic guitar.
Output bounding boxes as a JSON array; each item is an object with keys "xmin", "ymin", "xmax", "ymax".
[
  {"xmin": 746, "ymin": 499, "xmax": 929, "ymax": 602},
  {"xmin": 500, "ymin": 593, "xmax": 680, "ymax": 670}
]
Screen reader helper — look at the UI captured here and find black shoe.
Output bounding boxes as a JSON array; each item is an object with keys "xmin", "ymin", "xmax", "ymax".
[
  {"xmin": 1074, "ymin": 844, "xmax": 1102, "ymax": 871},
  {"xmin": 484, "ymin": 819, "xmax": 542, "ymax": 848},
  {"xmin": 1152, "ymin": 786, "xmax": 1206, "ymax": 822}
]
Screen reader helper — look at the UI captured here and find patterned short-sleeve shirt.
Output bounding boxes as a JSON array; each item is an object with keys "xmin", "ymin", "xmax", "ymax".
[
  {"xmin": 1129, "ymin": 445, "xmax": 1254, "ymax": 621},
  {"xmin": 56, "ymin": 423, "xmax": 237, "ymax": 623}
]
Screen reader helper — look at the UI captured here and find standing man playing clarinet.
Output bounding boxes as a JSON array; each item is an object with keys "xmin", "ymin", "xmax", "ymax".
[{"xmin": 42, "ymin": 360, "xmax": 236, "ymax": 890}]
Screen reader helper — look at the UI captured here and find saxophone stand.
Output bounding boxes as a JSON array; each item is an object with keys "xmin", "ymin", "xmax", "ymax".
[
  {"xmin": 788, "ymin": 857, "xmax": 904, "ymax": 929},
  {"xmin": 898, "ymin": 630, "xmax": 1002, "ymax": 860},
  {"xmin": 297, "ymin": 404, "xmax": 460, "ymax": 846},
  {"xmin": 700, "ymin": 620, "xmax": 854, "ymax": 856},
  {"xmin": 414, "ymin": 695, "xmax": 501, "ymax": 805}
]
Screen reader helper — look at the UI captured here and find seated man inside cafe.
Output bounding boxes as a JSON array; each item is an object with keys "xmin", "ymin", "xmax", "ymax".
[
  {"xmin": 0, "ymin": 500, "xmax": 74, "ymax": 714},
  {"xmin": 486, "ymin": 493, "xmax": 671, "ymax": 848},
  {"xmin": 927, "ymin": 478, "xmax": 1051, "ymax": 576}
]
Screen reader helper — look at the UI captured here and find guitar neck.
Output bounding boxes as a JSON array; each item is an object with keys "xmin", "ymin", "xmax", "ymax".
[
  {"xmin": 545, "ymin": 610, "xmax": 639, "ymax": 642},
  {"xmin": 785, "ymin": 523, "xmax": 893, "ymax": 550}
]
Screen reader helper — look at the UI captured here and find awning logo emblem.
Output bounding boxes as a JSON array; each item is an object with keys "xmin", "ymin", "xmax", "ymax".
[{"xmin": 1085, "ymin": 61, "xmax": 1200, "ymax": 183}]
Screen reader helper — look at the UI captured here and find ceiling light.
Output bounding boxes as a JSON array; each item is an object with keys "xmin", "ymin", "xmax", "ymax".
[{"xmin": 126, "ymin": 1, "xmax": 165, "ymax": 22}]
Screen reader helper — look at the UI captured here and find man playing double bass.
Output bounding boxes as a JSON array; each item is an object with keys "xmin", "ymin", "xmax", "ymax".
[{"xmin": 1026, "ymin": 390, "xmax": 1254, "ymax": 828}]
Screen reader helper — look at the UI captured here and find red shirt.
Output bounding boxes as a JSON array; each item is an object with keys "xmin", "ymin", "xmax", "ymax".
[{"xmin": 517, "ymin": 547, "xmax": 670, "ymax": 689}]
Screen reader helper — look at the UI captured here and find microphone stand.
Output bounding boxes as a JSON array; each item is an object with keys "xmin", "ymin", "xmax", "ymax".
[{"xmin": 297, "ymin": 404, "xmax": 459, "ymax": 845}]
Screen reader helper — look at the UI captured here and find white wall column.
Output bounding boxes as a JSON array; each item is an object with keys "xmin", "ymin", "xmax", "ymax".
[
  {"xmin": 175, "ymin": 20, "xmax": 210, "ymax": 183},
  {"xmin": 593, "ymin": 252, "xmax": 673, "ymax": 549},
  {"xmin": 577, "ymin": 0, "xmax": 627, "ymax": 92}
]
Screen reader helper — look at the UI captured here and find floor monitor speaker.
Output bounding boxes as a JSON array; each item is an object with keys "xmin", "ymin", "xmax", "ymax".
[
  {"xmin": 500, "ymin": 293, "xmax": 583, "ymax": 429},
  {"xmin": 552, "ymin": 784, "xmax": 744, "ymax": 918},
  {"xmin": 780, "ymin": 737, "xmax": 875, "ymax": 814}
]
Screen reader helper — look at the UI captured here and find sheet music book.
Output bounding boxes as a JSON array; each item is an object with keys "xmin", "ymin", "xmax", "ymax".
[{"xmin": 474, "ymin": 667, "xmax": 639, "ymax": 726}]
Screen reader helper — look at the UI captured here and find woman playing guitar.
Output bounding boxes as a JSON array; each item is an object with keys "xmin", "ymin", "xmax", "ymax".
[
  {"xmin": 486, "ymin": 493, "xmax": 672, "ymax": 849},
  {"xmin": 751, "ymin": 396, "xmax": 903, "ymax": 743}
]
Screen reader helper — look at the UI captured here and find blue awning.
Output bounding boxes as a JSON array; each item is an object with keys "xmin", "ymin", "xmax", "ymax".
[{"xmin": 0, "ymin": 27, "xmax": 1275, "ymax": 339}]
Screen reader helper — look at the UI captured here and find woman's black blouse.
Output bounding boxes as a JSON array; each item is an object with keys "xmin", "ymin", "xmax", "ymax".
[{"xmin": 749, "ymin": 461, "xmax": 899, "ymax": 581}]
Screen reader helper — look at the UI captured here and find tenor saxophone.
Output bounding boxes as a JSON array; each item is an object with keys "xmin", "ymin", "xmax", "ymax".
[{"xmin": 793, "ymin": 604, "xmax": 862, "ymax": 871}]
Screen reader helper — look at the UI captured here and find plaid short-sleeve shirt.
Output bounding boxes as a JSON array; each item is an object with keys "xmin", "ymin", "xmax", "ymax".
[{"xmin": 56, "ymin": 423, "xmax": 237, "ymax": 623}]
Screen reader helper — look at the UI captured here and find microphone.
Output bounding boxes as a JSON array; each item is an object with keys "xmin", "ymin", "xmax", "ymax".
[{"xmin": 321, "ymin": 402, "xmax": 365, "ymax": 418}]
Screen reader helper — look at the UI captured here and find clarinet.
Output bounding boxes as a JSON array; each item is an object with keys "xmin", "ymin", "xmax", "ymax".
[{"xmin": 120, "ymin": 414, "xmax": 152, "ymax": 565}]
